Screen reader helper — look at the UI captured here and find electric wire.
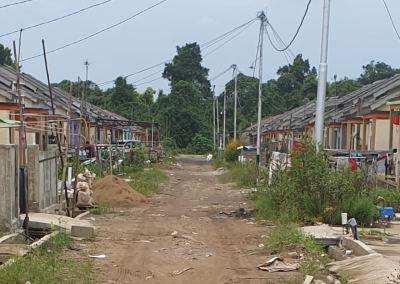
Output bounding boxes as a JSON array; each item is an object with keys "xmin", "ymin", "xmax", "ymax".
[
  {"xmin": 209, "ymin": 67, "xmax": 232, "ymax": 81},
  {"xmin": 21, "ymin": 0, "xmax": 167, "ymax": 62},
  {"xmin": 265, "ymin": 0, "xmax": 312, "ymax": 52},
  {"xmin": 0, "ymin": 0, "xmax": 33, "ymax": 9},
  {"xmin": 97, "ymin": 18, "xmax": 257, "ymax": 88},
  {"xmin": 267, "ymin": 27, "xmax": 291, "ymax": 66},
  {"xmin": 203, "ymin": 20, "xmax": 255, "ymax": 57},
  {"xmin": 382, "ymin": 0, "xmax": 400, "ymax": 42},
  {"xmin": 0, "ymin": 0, "xmax": 113, "ymax": 38}
]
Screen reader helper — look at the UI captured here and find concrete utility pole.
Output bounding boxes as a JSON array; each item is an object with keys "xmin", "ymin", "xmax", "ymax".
[
  {"xmin": 216, "ymin": 96, "xmax": 220, "ymax": 147},
  {"xmin": 223, "ymin": 88, "xmax": 226, "ymax": 149},
  {"xmin": 232, "ymin": 64, "xmax": 238, "ymax": 140},
  {"xmin": 256, "ymin": 11, "xmax": 267, "ymax": 165},
  {"xmin": 314, "ymin": 0, "xmax": 331, "ymax": 146},
  {"xmin": 212, "ymin": 86, "xmax": 216, "ymax": 150}
]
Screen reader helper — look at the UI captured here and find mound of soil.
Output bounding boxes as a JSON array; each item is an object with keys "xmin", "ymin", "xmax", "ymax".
[{"xmin": 92, "ymin": 175, "xmax": 148, "ymax": 208}]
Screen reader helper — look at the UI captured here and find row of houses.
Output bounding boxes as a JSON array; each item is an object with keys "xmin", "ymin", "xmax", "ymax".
[
  {"xmin": 246, "ymin": 73, "xmax": 400, "ymax": 153},
  {"xmin": 0, "ymin": 64, "xmax": 153, "ymax": 231},
  {"xmin": 0, "ymin": 64, "xmax": 150, "ymax": 150}
]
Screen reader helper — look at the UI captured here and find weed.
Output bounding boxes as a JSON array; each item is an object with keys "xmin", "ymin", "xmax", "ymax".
[
  {"xmin": 89, "ymin": 201, "xmax": 112, "ymax": 215},
  {"xmin": 358, "ymin": 229, "xmax": 386, "ymax": 236},
  {"xmin": 265, "ymin": 223, "xmax": 303, "ymax": 253},
  {"xmin": 162, "ymin": 156, "xmax": 176, "ymax": 165},
  {"xmin": 299, "ymin": 259, "xmax": 320, "ymax": 276},
  {"xmin": 279, "ymin": 277, "xmax": 302, "ymax": 284},
  {"xmin": 219, "ymin": 161, "xmax": 261, "ymax": 189},
  {"xmin": 128, "ymin": 166, "xmax": 168, "ymax": 197},
  {"xmin": 339, "ymin": 276, "xmax": 349, "ymax": 284},
  {"xmin": 0, "ymin": 232, "xmax": 96, "ymax": 284},
  {"xmin": 0, "ymin": 231, "xmax": 4, "ymax": 238}
]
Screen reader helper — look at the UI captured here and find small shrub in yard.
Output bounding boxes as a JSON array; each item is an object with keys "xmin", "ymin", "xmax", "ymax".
[
  {"xmin": 90, "ymin": 200, "xmax": 112, "ymax": 215},
  {"xmin": 253, "ymin": 138, "xmax": 378, "ymax": 226},
  {"xmin": 224, "ymin": 140, "xmax": 241, "ymax": 162},
  {"xmin": 219, "ymin": 161, "xmax": 261, "ymax": 188},
  {"xmin": 128, "ymin": 166, "xmax": 168, "ymax": 197}
]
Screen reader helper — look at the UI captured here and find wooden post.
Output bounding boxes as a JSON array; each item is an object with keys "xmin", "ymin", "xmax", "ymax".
[
  {"xmin": 42, "ymin": 39, "xmax": 68, "ymax": 216},
  {"xmin": 371, "ymin": 117, "xmax": 377, "ymax": 151},
  {"xmin": 72, "ymin": 147, "xmax": 79, "ymax": 218},
  {"xmin": 44, "ymin": 115, "xmax": 49, "ymax": 151},
  {"xmin": 9, "ymin": 110, "xmax": 15, "ymax": 144},
  {"xmin": 389, "ymin": 108, "xmax": 394, "ymax": 149},
  {"xmin": 340, "ymin": 124, "xmax": 345, "ymax": 149},
  {"xmin": 346, "ymin": 122, "xmax": 351, "ymax": 150},
  {"xmin": 330, "ymin": 128, "xmax": 335, "ymax": 149},
  {"xmin": 362, "ymin": 118, "xmax": 367, "ymax": 150},
  {"xmin": 60, "ymin": 82, "xmax": 72, "ymax": 214},
  {"xmin": 14, "ymin": 40, "xmax": 29, "ymax": 236},
  {"xmin": 326, "ymin": 127, "xmax": 330, "ymax": 148}
]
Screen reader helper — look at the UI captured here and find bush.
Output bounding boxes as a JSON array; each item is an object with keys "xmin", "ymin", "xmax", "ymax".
[
  {"xmin": 224, "ymin": 140, "xmax": 241, "ymax": 162},
  {"xmin": 219, "ymin": 161, "xmax": 261, "ymax": 188},
  {"xmin": 253, "ymin": 138, "xmax": 378, "ymax": 225},
  {"xmin": 187, "ymin": 133, "xmax": 212, "ymax": 154},
  {"xmin": 123, "ymin": 145, "xmax": 147, "ymax": 173}
]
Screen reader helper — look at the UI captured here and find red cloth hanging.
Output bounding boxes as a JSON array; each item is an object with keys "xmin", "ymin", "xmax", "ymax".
[{"xmin": 349, "ymin": 157, "xmax": 357, "ymax": 171}]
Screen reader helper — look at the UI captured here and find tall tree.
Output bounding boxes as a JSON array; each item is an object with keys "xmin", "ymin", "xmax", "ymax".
[
  {"xmin": 0, "ymin": 43, "xmax": 14, "ymax": 66},
  {"xmin": 359, "ymin": 61, "xmax": 400, "ymax": 85}
]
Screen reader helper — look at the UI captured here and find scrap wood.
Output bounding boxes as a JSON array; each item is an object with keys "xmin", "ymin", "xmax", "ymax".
[
  {"xmin": 303, "ymin": 275, "xmax": 314, "ymax": 284},
  {"xmin": 172, "ymin": 267, "xmax": 193, "ymax": 276},
  {"xmin": 257, "ymin": 256, "xmax": 299, "ymax": 272}
]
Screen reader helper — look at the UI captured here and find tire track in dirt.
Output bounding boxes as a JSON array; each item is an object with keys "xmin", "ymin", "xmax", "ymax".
[{"xmin": 91, "ymin": 155, "xmax": 292, "ymax": 284}]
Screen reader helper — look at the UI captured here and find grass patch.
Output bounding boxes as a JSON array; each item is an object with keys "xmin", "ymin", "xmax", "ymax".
[
  {"xmin": 127, "ymin": 166, "xmax": 169, "ymax": 197},
  {"xmin": 89, "ymin": 201, "xmax": 112, "ymax": 215},
  {"xmin": 358, "ymin": 229, "xmax": 386, "ymax": 236},
  {"xmin": 264, "ymin": 223, "xmax": 332, "ymax": 277},
  {"xmin": 279, "ymin": 277, "xmax": 302, "ymax": 284},
  {"xmin": 0, "ymin": 231, "xmax": 4, "ymax": 238},
  {"xmin": 0, "ymin": 232, "xmax": 97, "ymax": 284},
  {"xmin": 219, "ymin": 161, "xmax": 261, "ymax": 188},
  {"xmin": 162, "ymin": 156, "xmax": 177, "ymax": 165}
]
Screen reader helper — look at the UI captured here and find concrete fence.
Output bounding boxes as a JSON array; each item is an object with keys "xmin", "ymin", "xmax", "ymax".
[{"xmin": 0, "ymin": 144, "xmax": 20, "ymax": 231}]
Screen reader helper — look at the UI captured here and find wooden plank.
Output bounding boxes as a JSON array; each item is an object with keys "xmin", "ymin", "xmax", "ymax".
[
  {"xmin": 362, "ymin": 118, "xmax": 367, "ymax": 151},
  {"xmin": 303, "ymin": 275, "xmax": 314, "ymax": 284},
  {"xmin": 346, "ymin": 122, "xmax": 351, "ymax": 150},
  {"xmin": 371, "ymin": 117, "xmax": 376, "ymax": 151},
  {"xmin": 389, "ymin": 109, "xmax": 394, "ymax": 149}
]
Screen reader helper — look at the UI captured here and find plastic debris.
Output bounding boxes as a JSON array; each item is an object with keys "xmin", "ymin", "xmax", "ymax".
[
  {"xmin": 172, "ymin": 267, "xmax": 193, "ymax": 276},
  {"xmin": 89, "ymin": 254, "xmax": 106, "ymax": 259},
  {"xmin": 257, "ymin": 256, "xmax": 299, "ymax": 272},
  {"xmin": 206, "ymin": 253, "xmax": 214, "ymax": 257}
]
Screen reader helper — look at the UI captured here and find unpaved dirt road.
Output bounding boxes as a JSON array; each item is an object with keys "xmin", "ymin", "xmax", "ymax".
[{"xmin": 88, "ymin": 155, "xmax": 296, "ymax": 284}]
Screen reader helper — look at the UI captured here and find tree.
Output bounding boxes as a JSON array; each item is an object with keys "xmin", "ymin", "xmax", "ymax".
[
  {"xmin": 0, "ymin": 43, "xmax": 13, "ymax": 66},
  {"xmin": 359, "ymin": 61, "xmax": 400, "ymax": 85}
]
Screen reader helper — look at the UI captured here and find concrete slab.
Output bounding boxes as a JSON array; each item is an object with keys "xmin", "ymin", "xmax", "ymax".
[
  {"xmin": 302, "ymin": 226, "xmax": 347, "ymax": 239},
  {"xmin": 328, "ymin": 253, "xmax": 398, "ymax": 284},
  {"xmin": 20, "ymin": 213, "xmax": 97, "ymax": 236},
  {"xmin": 0, "ymin": 244, "xmax": 30, "ymax": 256},
  {"xmin": 368, "ymin": 240, "xmax": 400, "ymax": 263}
]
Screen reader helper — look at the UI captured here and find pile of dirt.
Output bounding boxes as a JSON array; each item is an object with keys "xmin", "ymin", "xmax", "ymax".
[{"xmin": 92, "ymin": 175, "xmax": 148, "ymax": 208}]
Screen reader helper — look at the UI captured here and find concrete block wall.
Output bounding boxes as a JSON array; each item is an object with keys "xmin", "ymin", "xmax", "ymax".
[
  {"xmin": 0, "ymin": 144, "xmax": 19, "ymax": 232},
  {"xmin": 241, "ymin": 149, "xmax": 268, "ymax": 166},
  {"xmin": 27, "ymin": 145, "xmax": 58, "ymax": 213}
]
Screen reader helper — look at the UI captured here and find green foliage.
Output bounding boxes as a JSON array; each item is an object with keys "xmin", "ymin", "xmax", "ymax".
[
  {"xmin": 253, "ymin": 138, "xmax": 378, "ymax": 226},
  {"xmin": 219, "ymin": 161, "xmax": 260, "ymax": 188},
  {"xmin": 89, "ymin": 201, "xmax": 112, "ymax": 215},
  {"xmin": 0, "ymin": 232, "xmax": 96, "ymax": 284},
  {"xmin": 128, "ymin": 166, "xmax": 168, "ymax": 197},
  {"xmin": 187, "ymin": 133, "xmax": 212, "ymax": 154},
  {"xmin": 224, "ymin": 140, "xmax": 240, "ymax": 162},
  {"xmin": 0, "ymin": 43, "xmax": 13, "ymax": 66},
  {"xmin": 359, "ymin": 60, "xmax": 400, "ymax": 85},
  {"xmin": 123, "ymin": 145, "xmax": 147, "ymax": 173}
]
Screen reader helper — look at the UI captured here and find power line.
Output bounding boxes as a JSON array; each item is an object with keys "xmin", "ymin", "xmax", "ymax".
[
  {"xmin": 203, "ymin": 19, "xmax": 256, "ymax": 57},
  {"xmin": 21, "ymin": 0, "xmax": 167, "ymax": 62},
  {"xmin": 0, "ymin": 0, "xmax": 113, "ymax": 38},
  {"xmin": 382, "ymin": 0, "xmax": 400, "ymax": 42},
  {"xmin": 0, "ymin": 0, "xmax": 33, "ymax": 9},
  {"xmin": 96, "ymin": 18, "xmax": 256, "ymax": 87},
  {"xmin": 265, "ymin": 0, "xmax": 312, "ymax": 52},
  {"xmin": 209, "ymin": 67, "xmax": 232, "ymax": 81}
]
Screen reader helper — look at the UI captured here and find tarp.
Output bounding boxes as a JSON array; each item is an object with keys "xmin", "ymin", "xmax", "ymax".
[{"xmin": 0, "ymin": 118, "xmax": 19, "ymax": 124}]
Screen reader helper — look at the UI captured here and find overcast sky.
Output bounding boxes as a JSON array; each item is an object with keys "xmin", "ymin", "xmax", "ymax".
[{"xmin": 1, "ymin": 0, "xmax": 400, "ymax": 96}]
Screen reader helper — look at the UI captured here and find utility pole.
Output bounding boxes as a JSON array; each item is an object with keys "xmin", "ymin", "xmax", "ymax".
[
  {"xmin": 314, "ymin": 0, "xmax": 331, "ymax": 146},
  {"xmin": 256, "ymin": 11, "xmax": 267, "ymax": 165},
  {"xmin": 151, "ymin": 119, "xmax": 154, "ymax": 148},
  {"xmin": 216, "ymin": 96, "xmax": 220, "ymax": 148},
  {"xmin": 84, "ymin": 61, "xmax": 90, "ymax": 127},
  {"xmin": 223, "ymin": 88, "xmax": 226, "ymax": 149},
  {"xmin": 232, "ymin": 64, "xmax": 238, "ymax": 140},
  {"xmin": 212, "ymin": 86, "xmax": 216, "ymax": 150}
]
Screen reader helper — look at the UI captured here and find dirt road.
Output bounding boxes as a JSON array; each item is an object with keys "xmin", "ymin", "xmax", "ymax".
[{"xmin": 89, "ymin": 155, "xmax": 293, "ymax": 284}]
